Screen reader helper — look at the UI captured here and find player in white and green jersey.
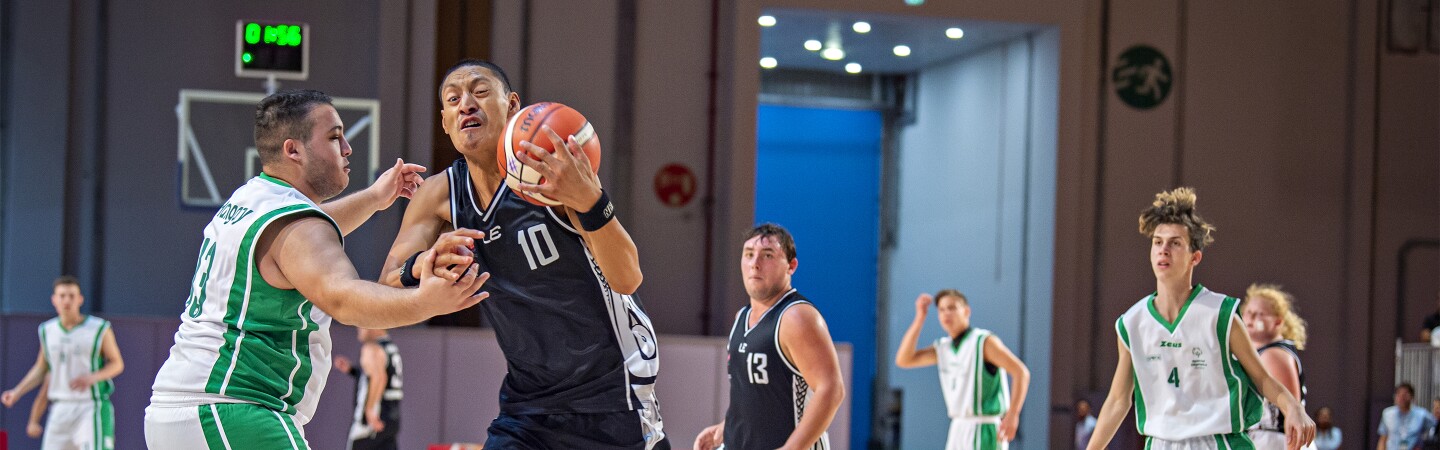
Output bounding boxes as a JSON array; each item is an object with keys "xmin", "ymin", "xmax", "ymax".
[
  {"xmin": 1087, "ymin": 188, "xmax": 1315, "ymax": 450},
  {"xmin": 895, "ymin": 289, "xmax": 1031, "ymax": 450},
  {"xmin": 2, "ymin": 276, "xmax": 125, "ymax": 450},
  {"xmin": 144, "ymin": 89, "xmax": 492, "ymax": 450}
]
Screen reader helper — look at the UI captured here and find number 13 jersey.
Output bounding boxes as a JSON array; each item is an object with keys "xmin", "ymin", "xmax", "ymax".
[
  {"xmin": 1115, "ymin": 284, "xmax": 1261, "ymax": 441},
  {"xmin": 447, "ymin": 159, "xmax": 661, "ymax": 419},
  {"xmin": 724, "ymin": 289, "xmax": 829, "ymax": 450}
]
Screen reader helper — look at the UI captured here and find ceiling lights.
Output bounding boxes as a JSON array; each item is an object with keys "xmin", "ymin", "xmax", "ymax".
[{"xmin": 758, "ymin": 15, "xmax": 776, "ymax": 27}]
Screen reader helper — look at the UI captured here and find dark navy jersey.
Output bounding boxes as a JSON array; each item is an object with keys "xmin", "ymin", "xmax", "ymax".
[
  {"xmin": 447, "ymin": 159, "xmax": 662, "ymax": 417},
  {"xmin": 1255, "ymin": 339, "xmax": 1306, "ymax": 432},
  {"xmin": 724, "ymin": 289, "xmax": 829, "ymax": 450},
  {"xmin": 351, "ymin": 337, "xmax": 403, "ymax": 426}
]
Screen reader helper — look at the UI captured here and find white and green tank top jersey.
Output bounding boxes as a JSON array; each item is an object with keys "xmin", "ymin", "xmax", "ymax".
[
  {"xmin": 1115, "ymin": 285, "xmax": 1261, "ymax": 440},
  {"xmin": 40, "ymin": 315, "xmax": 113, "ymax": 402},
  {"xmin": 934, "ymin": 328, "xmax": 1009, "ymax": 418},
  {"xmin": 151, "ymin": 173, "xmax": 340, "ymax": 426}
]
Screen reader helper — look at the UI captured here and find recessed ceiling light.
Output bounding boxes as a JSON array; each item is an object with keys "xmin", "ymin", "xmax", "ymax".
[
  {"xmin": 758, "ymin": 15, "xmax": 776, "ymax": 27},
  {"xmin": 893, "ymin": 45, "xmax": 912, "ymax": 57},
  {"xmin": 804, "ymin": 40, "xmax": 822, "ymax": 51},
  {"xmin": 946, "ymin": 27, "xmax": 965, "ymax": 39},
  {"xmin": 845, "ymin": 62, "xmax": 862, "ymax": 74},
  {"xmin": 852, "ymin": 22, "xmax": 871, "ymax": 34},
  {"xmin": 822, "ymin": 47, "xmax": 845, "ymax": 61},
  {"xmin": 760, "ymin": 57, "xmax": 778, "ymax": 69}
]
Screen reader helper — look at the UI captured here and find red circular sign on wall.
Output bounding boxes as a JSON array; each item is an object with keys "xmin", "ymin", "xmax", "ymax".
[{"xmin": 653, "ymin": 163, "xmax": 697, "ymax": 208}]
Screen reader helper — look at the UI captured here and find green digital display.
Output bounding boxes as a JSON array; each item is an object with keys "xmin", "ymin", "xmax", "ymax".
[{"xmin": 236, "ymin": 21, "xmax": 308, "ymax": 80}]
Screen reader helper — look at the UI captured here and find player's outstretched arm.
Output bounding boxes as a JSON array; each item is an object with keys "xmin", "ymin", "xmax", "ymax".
[
  {"xmin": 321, "ymin": 158, "xmax": 427, "ymax": 236},
  {"xmin": 71, "ymin": 327, "xmax": 124, "ymax": 390},
  {"xmin": 264, "ymin": 215, "xmax": 489, "ymax": 328},
  {"xmin": 1, "ymin": 345, "xmax": 49, "ymax": 407},
  {"xmin": 777, "ymin": 304, "xmax": 845, "ymax": 450},
  {"xmin": 1086, "ymin": 339, "xmax": 1135, "ymax": 450},
  {"xmin": 515, "ymin": 126, "xmax": 643, "ymax": 294},
  {"xmin": 984, "ymin": 336, "xmax": 1030, "ymax": 442},
  {"xmin": 380, "ymin": 171, "xmax": 475, "ymax": 287},
  {"xmin": 1229, "ymin": 316, "xmax": 1315, "ymax": 450},
  {"xmin": 26, "ymin": 379, "xmax": 49, "ymax": 438},
  {"xmin": 895, "ymin": 294, "xmax": 938, "ymax": 368}
]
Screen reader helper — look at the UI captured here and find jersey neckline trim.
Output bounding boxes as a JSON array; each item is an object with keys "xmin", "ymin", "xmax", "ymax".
[
  {"xmin": 1146, "ymin": 284, "xmax": 1205, "ymax": 334},
  {"xmin": 257, "ymin": 172, "xmax": 293, "ymax": 188},
  {"xmin": 744, "ymin": 288, "xmax": 798, "ymax": 335}
]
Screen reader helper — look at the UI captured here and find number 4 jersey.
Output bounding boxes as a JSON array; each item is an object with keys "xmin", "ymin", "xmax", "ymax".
[
  {"xmin": 1115, "ymin": 284, "xmax": 1261, "ymax": 441},
  {"xmin": 447, "ymin": 159, "xmax": 662, "ymax": 422}
]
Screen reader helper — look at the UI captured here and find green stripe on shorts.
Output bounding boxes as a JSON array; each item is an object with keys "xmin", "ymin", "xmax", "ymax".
[{"xmin": 198, "ymin": 403, "xmax": 309, "ymax": 450}]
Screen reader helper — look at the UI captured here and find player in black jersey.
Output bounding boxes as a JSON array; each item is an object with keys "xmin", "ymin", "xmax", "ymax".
[
  {"xmin": 334, "ymin": 328, "xmax": 403, "ymax": 450},
  {"xmin": 380, "ymin": 59, "xmax": 666, "ymax": 449},
  {"xmin": 694, "ymin": 224, "xmax": 844, "ymax": 450}
]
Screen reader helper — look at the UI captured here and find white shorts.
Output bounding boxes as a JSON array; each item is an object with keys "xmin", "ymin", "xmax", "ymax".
[
  {"xmin": 1146, "ymin": 433, "xmax": 1253, "ymax": 450},
  {"xmin": 145, "ymin": 402, "xmax": 311, "ymax": 450},
  {"xmin": 947, "ymin": 416, "xmax": 1008, "ymax": 450},
  {"xmin": 43, "ymin": 399, "xmax": 113, "ymax": 450}
]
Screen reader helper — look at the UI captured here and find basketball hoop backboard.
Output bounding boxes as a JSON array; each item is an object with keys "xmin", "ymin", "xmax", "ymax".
[{"xmin": 176, "ymin": 89, "xmax": 380, "ymax": 207}]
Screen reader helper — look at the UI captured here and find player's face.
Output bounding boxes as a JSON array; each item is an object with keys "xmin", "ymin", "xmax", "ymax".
[
  {"xmin": 740, "ymin": 235, "xmax": 797, "ymax": 302},
  {"xmin": 1149, "ymin": 224, "xmax": 1199, "ymax": 281},
  {"xmin": 1397, "ymin": 387, "xmax": 1414, "ymax": 407},
  {"xmin": 935, "ymin": 295, "xmax": 970, "ymax": 336},
  {"xmin": 439, "ymin": 66, "xmax": 520, "ymax": 160},
  {"xmin": 298, "ymin": 105, "xmax": 352, "ymax": 199},
  {"xmin": 51, "ymin": 284, "xmax": 83, "ymax": 317},
  {"xmin": 1241, "ymin": 296, "xmax": 1281, "ymax": 342}
]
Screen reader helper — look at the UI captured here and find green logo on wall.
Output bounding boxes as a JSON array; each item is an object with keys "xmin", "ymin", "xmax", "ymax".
[{"xmin": 1113, "ymin": 45, "xmax": 1172, "ymax": 110}]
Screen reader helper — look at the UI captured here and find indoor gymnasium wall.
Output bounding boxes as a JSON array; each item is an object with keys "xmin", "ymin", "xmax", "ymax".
[
  {"xmin": 0, "ymin": 0, "xmax": 435, "ymax": 316},
  {"xmin": 882, "ymin": 34, "xmax": 1060, "ymax": 449},
  {"xmin": 1049, "ymin": 0, "xmax": 1440, "ymax": 448}
]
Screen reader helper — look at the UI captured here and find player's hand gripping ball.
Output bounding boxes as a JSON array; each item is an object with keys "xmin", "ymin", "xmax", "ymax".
[{"xmin": 497, "ymin": 102, "xmax": 602, "ymax": 206}]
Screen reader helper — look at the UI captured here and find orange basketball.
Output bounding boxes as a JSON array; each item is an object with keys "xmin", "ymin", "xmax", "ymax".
[{"xmin": 497, "ymin": 102, "xmax": 602, "ymax": 206}]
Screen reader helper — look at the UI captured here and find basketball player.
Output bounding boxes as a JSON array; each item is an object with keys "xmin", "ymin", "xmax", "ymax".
[
  {"xmin": 145, "ymin": 89, "xmax": 491, "ymax": 450},
  {"xmin": 1, "ymin": 276, "xmax": 124, "ymax": 450},
  {"xmin": 334, "ymin": 327, "xmax": 403, "ymax": 450},
  {"xmin": 1241, "ymin": 284, "xmax": 1310, "ymax": 449},
  {"xmin": 379, "ymin": 60, "xmax": 664, "ymax": 449},
  {"xmin": 692, "ymin": 223, "xmax": 845, "ymax": 450},
  {"xmin": 1086, "ymin": 187, "xmax": 1316, "ymax": 450},
  {"xmin": 894, "ymin": 289, "xmax": 1031, "ymax": 450}
]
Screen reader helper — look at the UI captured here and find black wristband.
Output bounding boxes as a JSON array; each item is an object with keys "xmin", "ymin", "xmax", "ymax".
[
  {"xmin": 578, "ymin": 190, "xmax": 616, "ymax": 232},
  {"xmin": 399, "ymin": 251, "xmax": 423, "ymax": 287}
]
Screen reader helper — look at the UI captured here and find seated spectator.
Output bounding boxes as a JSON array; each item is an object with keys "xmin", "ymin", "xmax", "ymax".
[
  {"xmin": 1314, "ymin": 406, "xmax": 1341, "ymax": 450},
  {"xmin": 1419, "ymin": 291, "xmax": 1440, "ymax": 344}
]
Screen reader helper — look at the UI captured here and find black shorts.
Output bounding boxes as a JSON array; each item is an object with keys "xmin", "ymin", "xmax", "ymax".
[
  {"xmin": 350, "ymin": 420, "xmax": 399, "ymax": 450},
  {"xmin": 485, "ymin": 411, "xmax": 669, "ymax": 450}
]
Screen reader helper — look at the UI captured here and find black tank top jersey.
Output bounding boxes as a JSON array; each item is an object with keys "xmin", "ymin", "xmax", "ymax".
[
  {"xmin": 724, "ymin": 289, "xmax": 829, "ymax": 450},
  {"xmin": 447, "ymin": 159, "xmax": 661, "ymax": 415},
  {"xmin": 352, "ymin": 337, "xmax": 403, "ymax": 424},
  {"xmin": 1257, "ymin": 339, "xmax": 1306, "ymax": 432}
]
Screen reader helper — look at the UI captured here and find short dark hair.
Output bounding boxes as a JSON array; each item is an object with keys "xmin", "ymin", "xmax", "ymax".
[
  {"xmin": 254, "ymin": 89, "xmax": 333, "ymax": 166},
  {"xmin": 53, "ymin": 275, "xmax": 80, "ymax": 289},
  {"xmin": 935, "ymin": 289, "xmax": 969, "ymax": 306},
  {"xmin": 743, "ymin": 223, "xmax": 797, "ymax": 261},
  {"xmin": 1398, "ymin": 382, "xmax": 1416, "ymax": 397},
  {"xmin": 440, "ymin": 59, "xmax": 514, "ymax": 95}
]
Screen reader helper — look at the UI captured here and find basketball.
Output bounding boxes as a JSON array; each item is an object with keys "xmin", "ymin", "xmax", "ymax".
[{"xmin": 497, "ymin": 102, "xmax": 602, "ymax": 206}]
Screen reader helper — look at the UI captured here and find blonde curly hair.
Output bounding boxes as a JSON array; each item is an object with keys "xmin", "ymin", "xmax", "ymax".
[{"xmin": 1245, "ymin": 283, "xmax": 1308, "ymax": 350}]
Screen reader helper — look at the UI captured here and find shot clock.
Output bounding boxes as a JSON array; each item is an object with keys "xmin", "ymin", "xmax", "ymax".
[{"xmin": 235, "ymin": 20, "xmax": 309, "ymax": 80}]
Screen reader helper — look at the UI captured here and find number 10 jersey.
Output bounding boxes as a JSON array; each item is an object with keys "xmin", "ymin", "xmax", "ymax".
[{"xmin": 446, "ymin": 159, "xmax": 662, "ymax": 419}]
